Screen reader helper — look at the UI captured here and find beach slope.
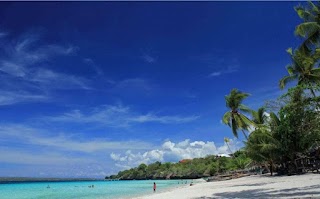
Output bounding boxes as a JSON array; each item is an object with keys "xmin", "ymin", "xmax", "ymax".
[{"xmin": 134, "ymin": 174, "xmax": 320, "ymax": 199}]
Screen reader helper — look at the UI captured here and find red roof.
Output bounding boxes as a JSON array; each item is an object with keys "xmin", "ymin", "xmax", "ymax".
[{"xmin": 179, "ymin": 159, "xmax": 192, "ymax": 163}]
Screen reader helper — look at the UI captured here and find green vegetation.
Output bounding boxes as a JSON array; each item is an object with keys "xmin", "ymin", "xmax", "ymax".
[
  {"xmin": 241, "ymin": 1, "xmax": 320, "ymax": 175},
  {"xmin": 106, "ymin": 153, "xmax": 252, "ymax": 180},
  {"xmin": 246, "ymin": 86, "xmax": 320, "ymax": 175},
  {"xmin": 222, "ymin": 89, "xmax": 254, "ymax": 139},
  {"xmin": 107, "ymin": 2, "xmax": 320, "ymax": 180}
]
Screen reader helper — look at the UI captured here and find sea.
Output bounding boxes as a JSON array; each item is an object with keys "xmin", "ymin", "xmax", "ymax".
[{"xmin": 0, "ymin": 179, "xmax": 192, "ymax": 199}]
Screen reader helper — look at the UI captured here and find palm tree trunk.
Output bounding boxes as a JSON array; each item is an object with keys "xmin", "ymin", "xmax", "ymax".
[
  {"xmin": 269, "ymin": 161, "xmax": 273, "ymax": 176},
  {"xmin": 257, "ymin": 163, "xmax": 271, "ymax": 175},
  {"xmin": 309, "ymin": 88, "xmax": 320, "ymax": 108},
  {"xmin": 263, "ymin": 163, "xmax": 271, "ymax": 174},
  {"xmin": 241, "ymin": 130, "xmax": 248, "ymax": 140},
  {"xmin": 226, "ymin": 143, "xmax": 235, "ymax": 158}
]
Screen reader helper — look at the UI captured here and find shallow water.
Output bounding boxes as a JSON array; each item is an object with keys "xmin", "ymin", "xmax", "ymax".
[{"xmin": 0, "ymin": 180, "xmax": 189, "ymax": 199}]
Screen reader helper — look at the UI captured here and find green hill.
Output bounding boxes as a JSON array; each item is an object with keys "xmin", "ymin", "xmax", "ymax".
[{"xmin": 106, "ymin": 151, "xmax": 251, "ymax": 180}]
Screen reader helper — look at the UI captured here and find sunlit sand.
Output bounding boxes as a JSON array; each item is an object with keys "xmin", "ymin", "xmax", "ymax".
[{"xmin": 134, "ymin": 174, "xmax": 320, "ymax": 199}]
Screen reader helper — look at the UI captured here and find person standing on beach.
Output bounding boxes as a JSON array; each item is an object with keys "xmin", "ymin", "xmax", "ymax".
[{"xmin": 153, "ymin": 182, "xmax": 156, "ymax": 192}]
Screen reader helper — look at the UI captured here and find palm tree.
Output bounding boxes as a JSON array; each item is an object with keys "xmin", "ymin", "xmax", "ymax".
[
  {"xmin": 279, "ymin": 47, "xmax": 320, "ymax": 100},
  {"xmin": 251, "ymin": 107, "xmax": 268, "ymax": 128},
  {"xmin": 295, "ymin": 2, "xmax": 320, "ymax": 51},
  {"xmin": 224, "ymin": 137, "xmax": 235, "ymax": 158},
  {"xmin": 233, "ymin": 154, "xmax": 252, "ymax": 170},
  {"xmin": 245, "ymin": 112, "xmax": 281, "ymax": 176},
  {"xmin": 222, "ymin": 89, "xmax": 254, "ymax": 140}
]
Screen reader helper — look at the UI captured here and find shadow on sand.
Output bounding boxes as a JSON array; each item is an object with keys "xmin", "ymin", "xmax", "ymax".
[{"xmin": 194, "ymin": 184, "xmax": 320, "ymax": 199}]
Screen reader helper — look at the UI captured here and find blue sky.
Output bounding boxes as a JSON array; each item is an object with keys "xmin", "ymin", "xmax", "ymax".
[{"xmin": 0, "ymin": 2, "xmax": 301, "ymax": 178}]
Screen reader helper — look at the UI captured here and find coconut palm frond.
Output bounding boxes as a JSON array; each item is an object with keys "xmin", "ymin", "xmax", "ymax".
[
  {"xmin": 279, "ymin": 74, "xmax": 298, "ymax": 89},
  {"xmin": 222, "ymin": 89, "xmax": 253, "ymax": 139}
]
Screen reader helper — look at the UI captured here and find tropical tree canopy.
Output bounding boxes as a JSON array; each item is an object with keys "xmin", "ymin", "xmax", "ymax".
[
  {"xmin": 222, "ymin": 89, "xmax": 254, "ymax": 139},
  {"xmin": 279, "ymin": 47, "xmax": 320, "ymax": 98},
  {"xmin": 246, "ymin": 86, "xmax": 320, "ymax": 175},
  {"xmin": 295, "ymin": 1, "xmax": 320, "ymax": 51}
]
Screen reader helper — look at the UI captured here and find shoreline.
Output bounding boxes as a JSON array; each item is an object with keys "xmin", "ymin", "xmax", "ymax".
[
  {"xmin": 121, "ymin": 179, "xmax": 205, "ymax": 199},
  {"xmin": 132, "ymin": 173, "xmax": 320, "ymax": 199}
]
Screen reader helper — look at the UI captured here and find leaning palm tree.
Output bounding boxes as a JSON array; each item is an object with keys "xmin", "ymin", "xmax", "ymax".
[
  {"xmin": 295, "ymin": 1, "xmax": 320, "ymax": 51},
  {"xmin": 224, "ymin": 137, "xmax": 235, "ymax": 158},
  {"xmin": 222, "ymin": 89, "xmax": 254, "ymax": 140},
  {"xmin": 279, "ymin": 47, "xmax": 320, "ymax": 99}
]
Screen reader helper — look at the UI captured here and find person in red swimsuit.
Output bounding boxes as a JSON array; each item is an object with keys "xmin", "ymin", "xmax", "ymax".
[{"xmin": 153, "ymin": 182, "xmax": 156, "ymax": 192}]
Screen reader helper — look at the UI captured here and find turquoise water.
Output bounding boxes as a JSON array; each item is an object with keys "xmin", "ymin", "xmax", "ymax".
[{"xmin": 0, "ymin": 180, "xmax": 190, "ymax": 199}]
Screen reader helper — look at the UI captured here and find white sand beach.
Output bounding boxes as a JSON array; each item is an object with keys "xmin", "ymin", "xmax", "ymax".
[{"xmin": 134, "ymin": 174, "xmax": 320, "ymax": 199}]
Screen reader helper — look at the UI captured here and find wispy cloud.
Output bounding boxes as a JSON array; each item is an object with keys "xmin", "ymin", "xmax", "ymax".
[
  {"xmin": 115, "ymin": 78, "xmax": 152, "ymax": 91},
  {"xmin": 48, "ymin": 104, "xmax": 199, "ymax": 127},
  {"xmin": 209, "ymin": 72, "xmax": 222, "ymax": 77},
  {"xmin": 0, "ymin": 34, "xmax": 86, "ymax": 88},
  {"xmin": 0, "ymin": 31, "xmax": 8, "ymax": 38},
  {"xmin": 141, "ymin": 53, "xmax": 156, "ymax": 63},
  {"xmin": 0, "ymin": 147, "xmax": 90, "ymax": 165},
  {"xmin": 209, "ymin": 64, "xmax": 239, "ymax": 77},
  {"xmin": 131, "ymin": 113, "xmax": 199, "ymax": 123},
  {"xmin": 0, "ymin": 29, "xmax": 91, "ymax": 105},
  {"xmin": 6, "ymin": 33, "xmax": 78, "ymax": 64},
  {"xmin": 191, "ymin": 53, "xmax": 240, "ymax": 78},
  {"xmin": 0, "ymin": 61, "xmax": 27, "ymax": 77},
  {"xmin": 83, "ymin": 58, "xmax": 104, "ymax": 76},
  {"xmin": 30, "ymin": 68, "xmax": 91, "ymax": 90},
  {"xmin": 0, "ymin": 124, "xmax": 153, "ymax": 153},
  {"xmin": 0, "ymin": 90, "xmax": 48, "ymax": 106}
]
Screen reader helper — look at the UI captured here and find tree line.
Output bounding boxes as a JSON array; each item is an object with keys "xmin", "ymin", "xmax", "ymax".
[
  {"xmin": 223, "ymin": 1, "xmax": 320, "ymax": 175},
  {"xmin": 106, "ymin": 152, "xmax": 252, "ymax": 180}
]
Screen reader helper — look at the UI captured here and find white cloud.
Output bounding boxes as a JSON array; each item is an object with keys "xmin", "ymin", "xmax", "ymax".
[
  {"xmin": 110, "ymin": 149, "xmax": 164, "ymax": 168},
  {"xmin": 48, "ymin": 104, "xmax": 199, "ymax": 127},
  {"xmin": 110, "ymin": 139, "xmax": 240, "ymax": 168}
]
